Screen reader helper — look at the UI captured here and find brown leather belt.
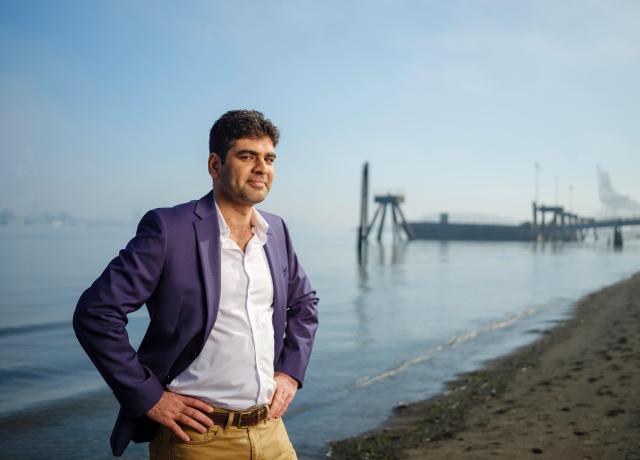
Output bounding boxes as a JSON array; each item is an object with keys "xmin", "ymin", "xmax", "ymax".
[{"xmin": 206, "ymin": 405, "xmax": 269, "ymax": 429}]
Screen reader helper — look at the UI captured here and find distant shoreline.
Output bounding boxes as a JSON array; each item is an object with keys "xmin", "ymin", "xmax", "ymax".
[{"xmin": 330, "ymin": 272, "xmax": 640, "ymax": 459}]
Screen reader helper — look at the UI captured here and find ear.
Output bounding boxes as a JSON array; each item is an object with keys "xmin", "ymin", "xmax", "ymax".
[{"xmin": 208, "ymin": 153, "xmax": 221, "ymax": 180}]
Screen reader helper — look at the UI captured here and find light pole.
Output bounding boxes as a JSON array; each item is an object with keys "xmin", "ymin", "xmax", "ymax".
[
  {"xmin": 534, "ymin": 162, "xmax": 541, "ymax": 204},
  {"xmin": 569, "ymin": 184, "xmax": 574, "ymax": 212}
]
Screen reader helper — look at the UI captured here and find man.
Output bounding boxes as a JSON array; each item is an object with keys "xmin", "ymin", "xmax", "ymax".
[{"xmin": 73, "ymin": 110, "xmax": 319, "ymax": 459}]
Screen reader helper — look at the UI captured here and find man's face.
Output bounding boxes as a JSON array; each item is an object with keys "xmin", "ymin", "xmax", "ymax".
[{"xmin": 209, "ymin": 136, "xmax": 276, "ymax": 206}]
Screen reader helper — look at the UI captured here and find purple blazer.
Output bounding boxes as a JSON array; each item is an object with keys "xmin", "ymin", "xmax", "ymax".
[{"xmin": 73, "ymin": 191, "xmax": 319, "ymax": 456}]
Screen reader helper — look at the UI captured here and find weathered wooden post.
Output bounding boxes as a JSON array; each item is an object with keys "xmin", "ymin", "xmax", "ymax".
[
  {"xmin": 357, "ymin": 162, "xmax": 369, "ymax": 265},
  {"xmin": 613, "ymin": 224, "xmax": 623, "ymax": 249}
]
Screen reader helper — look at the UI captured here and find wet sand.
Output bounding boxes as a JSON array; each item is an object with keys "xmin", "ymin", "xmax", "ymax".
[{"xmin": 330, "ymin": 273, "xmax": 640, "ymax": 459}]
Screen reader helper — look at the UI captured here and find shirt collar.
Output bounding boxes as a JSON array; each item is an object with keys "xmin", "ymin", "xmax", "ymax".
[{"xmin": 214, "ymin": 198, "xmax": 269, "ymax": 244}]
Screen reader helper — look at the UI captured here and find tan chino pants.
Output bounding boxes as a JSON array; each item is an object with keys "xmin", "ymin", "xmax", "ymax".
[{"xmin": 149, "ymin": 417, "xmax": 297, "ymax": 460}]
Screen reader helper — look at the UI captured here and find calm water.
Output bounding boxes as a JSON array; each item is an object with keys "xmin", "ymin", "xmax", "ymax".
[{"xmin": 1, "ymin": 223, "xmax": 639, "ymax": 459}]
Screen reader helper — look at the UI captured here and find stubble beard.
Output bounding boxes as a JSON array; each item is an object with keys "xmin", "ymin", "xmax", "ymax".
[
  {"xmin": 238, "ymin": 186, "xmax": 269, "ymax": 205},
  {"xmin": 216, "ymin": 176, "xmax": 270, "ymax": 207}
]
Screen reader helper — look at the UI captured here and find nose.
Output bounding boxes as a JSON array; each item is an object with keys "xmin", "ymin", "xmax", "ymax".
[{"xmin": 252, "ymin": 156, "xmax": 268, "ymax": 174}]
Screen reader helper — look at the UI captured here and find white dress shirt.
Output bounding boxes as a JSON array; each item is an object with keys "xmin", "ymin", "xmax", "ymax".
[{"xmin": 167, "ymin": 201, "xmax": 275, "ymax": 410}]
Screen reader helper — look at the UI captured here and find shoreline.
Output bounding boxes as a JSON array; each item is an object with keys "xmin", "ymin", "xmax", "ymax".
[{"xmin": 330, "ymin": 272, "xmax": 640, "ymax": 459}]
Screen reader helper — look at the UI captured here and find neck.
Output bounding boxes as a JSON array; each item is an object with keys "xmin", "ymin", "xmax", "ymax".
[{"xmin": 214, "ymin": 190, "xmax": 253, "ymax": 231}]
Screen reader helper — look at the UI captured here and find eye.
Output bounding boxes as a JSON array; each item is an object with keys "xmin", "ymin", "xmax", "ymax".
[{"xmin": 265, "ymin": 157, "xmax": 275, "ymax": 164}]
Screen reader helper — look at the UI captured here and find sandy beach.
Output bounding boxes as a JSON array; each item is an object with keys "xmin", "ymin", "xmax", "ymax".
[{"xmin": 330, "ymin": 272, "xmax": 640, "ymax": 459}]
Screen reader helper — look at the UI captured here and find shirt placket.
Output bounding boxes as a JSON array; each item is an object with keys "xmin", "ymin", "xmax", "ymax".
[{"xmin": 241, "ymin": 238, "xmax": 265, "ymax": 405}]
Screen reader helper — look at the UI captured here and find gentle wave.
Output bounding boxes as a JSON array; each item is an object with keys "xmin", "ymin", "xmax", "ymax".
[
  {"xmin": 0, "ymin": 364, "xmax": 86, "ymax": 382},
  {"xmin": 355, "ymin": 346, "xmax": 444, "ymax": 388},
  {"xmin": 355, "ymin": 306, "xmax": 540, "ymax": 388},
  {"xmin": 0, "ymin": 320, "xmax": 71, "ymax": 338}
]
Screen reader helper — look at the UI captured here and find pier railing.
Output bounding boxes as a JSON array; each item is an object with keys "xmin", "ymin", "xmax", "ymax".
[{"xmin": 531, "ymin": 202, "xmax": 640, "ymax": 245}]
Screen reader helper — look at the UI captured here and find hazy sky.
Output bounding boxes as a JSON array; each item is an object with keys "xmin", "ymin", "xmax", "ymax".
[{"xmin": 2, "ymin": 0, "xmax": 639, "ymax": 231}]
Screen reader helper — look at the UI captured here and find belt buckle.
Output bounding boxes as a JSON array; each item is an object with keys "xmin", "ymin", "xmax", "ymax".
[{"xmin": 236, "ymin": 410, "xmax": 253, "ymax": 428}]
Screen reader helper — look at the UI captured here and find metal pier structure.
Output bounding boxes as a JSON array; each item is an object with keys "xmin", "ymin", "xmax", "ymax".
[
  {"xmin": 367, "ymin": 194, "xmax": 416, "ymax": 242},
  {"xmin": 532, "ymin": 201, "xmax": 640, "ymax": 247},
  {"xmin": 531, "ymin": 202, "xmax": 596, "ymax": 242},
  {"xmin": 358, "ymin": 163, "xmax": 414, "ymax": 264}
]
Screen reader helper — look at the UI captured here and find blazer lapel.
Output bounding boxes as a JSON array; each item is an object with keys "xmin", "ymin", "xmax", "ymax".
[
  {"xmin": 193, "ymin": 191, "xmax": 221, "ymax": 349},
  {"xmin": 263, "ymin": 225, "xmax": 286, "ymax": 350}
]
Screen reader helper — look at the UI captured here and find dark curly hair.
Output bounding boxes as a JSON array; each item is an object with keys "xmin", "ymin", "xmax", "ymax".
[{"xmin": 209, "ymin": 110, "xmax": 280, "ymax": 163}]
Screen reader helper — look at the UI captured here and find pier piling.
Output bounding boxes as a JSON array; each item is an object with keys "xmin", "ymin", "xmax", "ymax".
[{"xmin": 358, "ymin": 162, "xmax": 415, "ymax": 264}]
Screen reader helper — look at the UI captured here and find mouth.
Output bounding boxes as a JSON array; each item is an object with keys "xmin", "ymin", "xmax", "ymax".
[{"xmin": 247, "ymin": 180, "xmax": 267, "ymax": 189}]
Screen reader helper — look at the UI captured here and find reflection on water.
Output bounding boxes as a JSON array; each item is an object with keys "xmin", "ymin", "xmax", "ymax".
[
  {"xmin": 359, "ymin": 240, "xmax": 410, "ymax": 267},
  {"xmin": 354, "ymin": 265, "xmax": 371, "ymax": 348},
  {"xmin": 438, "ymin": 240, "xmax": 449, "ymax": 262}
]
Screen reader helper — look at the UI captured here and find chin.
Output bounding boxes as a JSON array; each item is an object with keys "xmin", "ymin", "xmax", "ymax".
[{"xmin": 244, "ymin": 193, "xmax": 268, "ymax": 205}]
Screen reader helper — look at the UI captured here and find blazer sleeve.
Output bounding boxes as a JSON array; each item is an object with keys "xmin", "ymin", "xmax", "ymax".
[
  {"xmin": 275, "ymin": 219, "xmax": 319, "ymax": 387},
  {"xmin": 73, "ymin": 209, "xmax": 166, "ymax": 418}
]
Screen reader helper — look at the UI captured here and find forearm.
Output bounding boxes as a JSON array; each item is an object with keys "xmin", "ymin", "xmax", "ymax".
[{"xmin": 275, "ymin": 290, "xmax": 319, "ymax": 387}]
